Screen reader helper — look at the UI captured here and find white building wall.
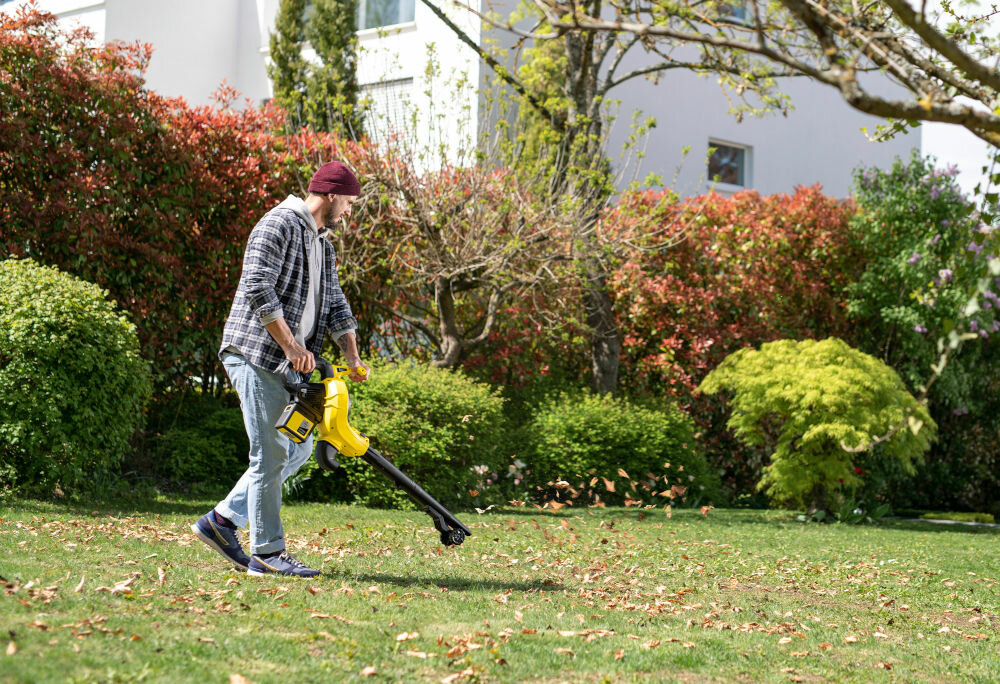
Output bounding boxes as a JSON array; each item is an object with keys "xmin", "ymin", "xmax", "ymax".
[{"xmin": 604, "ymin": 68, "xmax": 918, "ymax": 199}]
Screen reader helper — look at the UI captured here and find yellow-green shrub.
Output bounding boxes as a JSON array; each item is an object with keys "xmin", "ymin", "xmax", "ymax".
[{"xmin": 699, "ymin": 338, "xmax": 935, "ymax": 512}]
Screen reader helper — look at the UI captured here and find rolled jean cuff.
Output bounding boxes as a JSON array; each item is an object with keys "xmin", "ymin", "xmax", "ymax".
[
  {"xmin": 214, "ymin": 502, "xmax": 248, "ymax": 530},
  {"xmin": 251, "ymin": 539, "xmax": 285, "ymax": 555}
]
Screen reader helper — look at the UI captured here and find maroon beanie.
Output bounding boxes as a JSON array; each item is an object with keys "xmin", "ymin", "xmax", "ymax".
[{"xmin": 308, "ymin": 161, "xmax": 361, "ymax": 196}]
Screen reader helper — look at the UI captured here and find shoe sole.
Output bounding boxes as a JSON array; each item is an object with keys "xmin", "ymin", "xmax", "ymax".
[
  {"xmin": 190, "ymin": 523, "xmax": 249, "ymax": 571},
  {"xmin": 246, "ymin": 567, "xmax": 319, "ymax": 578}
]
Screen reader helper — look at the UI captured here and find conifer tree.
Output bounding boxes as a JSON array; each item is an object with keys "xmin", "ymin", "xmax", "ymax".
[{"xmin": 268, "ymin": 0, "xmax": 364, "ymax": 137}]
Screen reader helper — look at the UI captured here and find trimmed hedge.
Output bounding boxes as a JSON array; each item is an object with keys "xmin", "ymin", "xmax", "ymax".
[
  {"xmin": 523, "ymin": 392, "xmax": 721, "ymax": 507},
  {"xmin": 0, "ymin": 258, "xmax": 151, "ymax": 495}
]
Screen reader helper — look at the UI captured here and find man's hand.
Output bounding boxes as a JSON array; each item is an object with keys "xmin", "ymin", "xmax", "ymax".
[
  {"xmin": 264, "ymin": 318, "xmax": 315, "ymax": 373},
  {"xmin": 348, "ymin": 360, "xmax": 370, "ymax": 383},
  {"xmin": 337, "ymin": 331, "xmax": 368, "ymax": 382},
  {"xmin": 284, "ymin": 343, "xmax": 316, "ymax": 374}
]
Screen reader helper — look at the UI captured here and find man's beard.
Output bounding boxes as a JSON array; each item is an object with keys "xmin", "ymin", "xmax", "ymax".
[{"xmin": 324, "ymin": 205, "xmax": 338, "ymax": 227}]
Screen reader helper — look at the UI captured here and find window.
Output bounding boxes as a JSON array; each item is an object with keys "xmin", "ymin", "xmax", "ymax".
[
  {"xmin": 361, "ymin": 77, "xmax": 414, "ymax": 139},
  {"xmin": 357, "ymin": 0, "xmax": 415, "ymax": 29},
  {"xmin": 708, "ymin": 141, "xmax": 748, "ymax": 187},
  {"xmin": 718, "ymin": 1, "xmax": 748, "ymax": 22}
]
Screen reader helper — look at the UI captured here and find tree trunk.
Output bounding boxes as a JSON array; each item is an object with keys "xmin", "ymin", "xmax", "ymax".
[
  {"xmin": 584, "ymin": 264, "xmax": 620, "ymax": 395},
  {"xmin": 433, "ymin": 276, "xmax": 464, "ymax": 368}
]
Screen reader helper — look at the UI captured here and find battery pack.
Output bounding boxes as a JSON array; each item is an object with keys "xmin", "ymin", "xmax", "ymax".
[{"xmin": 275, "ymin": 402, "xmax": 319, "ymax": 443}]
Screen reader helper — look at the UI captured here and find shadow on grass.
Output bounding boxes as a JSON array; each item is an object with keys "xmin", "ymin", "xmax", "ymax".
[
  {"xmin": 1, "ymin": 495, "xmax": 215, "ymax": 519},
  {"xmin": 323, "ymin": 569, "xmax": 564, "ymax": 593}
]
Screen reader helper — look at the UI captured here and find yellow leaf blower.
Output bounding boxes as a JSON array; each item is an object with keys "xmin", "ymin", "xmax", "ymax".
[{"xmin": 275, "ymin": 358, "xmax": 472, "ymax": 547}]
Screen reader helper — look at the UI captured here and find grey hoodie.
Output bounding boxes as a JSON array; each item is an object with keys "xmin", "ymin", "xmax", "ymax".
[{"xmin": 276, "ymin": 195, "xmax": 325, "ymax": 348}]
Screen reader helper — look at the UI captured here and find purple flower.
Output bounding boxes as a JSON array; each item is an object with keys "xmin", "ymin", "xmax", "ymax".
[
  {"xmin": 971, "ymin": 319, "xmax": 980, "ymax": 332},
  {"xmin": 969, "ymin": 241, "xmax": 984, "ymax": 255},
  {"xmin": 941, "ymin": 220, "xmax": 951, "ymax": 228},
  {"xmin": 981, "ymin": 330, "xmax": 989, "ymax": 338},
  {"xmin": 914, "ymin": 324, "xmax": 927, "ymax": 334},
  {"xmin": 945, "ymin": 164, "xmax": 959, "ymax": 177},
  {"xmin": 992, "ymin": 320, "xmax": 1000, "ymax": 333},
  {"xmin": 931, "ymin": 233, "xmax": 942, "ymax": 244},
  {"xmin": 907, "ymin": 252, "xmax": 922, "ymax": 264},
  {"xmin": 938, "ymin": 268, "xmax": 953, "ymax": 282},
  {"xmin": 953, "ymin": 407, "xmax": 969, "ymax": 416},
  {"xmin": 930, "ymin": 185, "xmax": 941, "ymax": 200}
]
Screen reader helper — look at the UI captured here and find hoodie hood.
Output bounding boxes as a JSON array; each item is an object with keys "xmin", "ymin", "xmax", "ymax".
[{"xmin": 277, "ymin": 195, "xmax": 319, "ymax": 234}]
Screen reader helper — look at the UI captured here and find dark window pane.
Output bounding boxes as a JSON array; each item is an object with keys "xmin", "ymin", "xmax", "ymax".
[{"xmin": 708, "ymin": 144, "xmax": 745, "ymax": 186}]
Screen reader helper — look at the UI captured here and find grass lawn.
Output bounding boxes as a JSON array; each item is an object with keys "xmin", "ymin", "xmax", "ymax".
[{"xmin": 1, "ymin": 496, "xmax": 998, "ymax": 683}]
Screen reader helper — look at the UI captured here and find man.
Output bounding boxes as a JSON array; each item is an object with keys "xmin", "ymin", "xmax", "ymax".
[{"xmin": 191, "ymin": 160, "xmax": 370, "ymax": 578}]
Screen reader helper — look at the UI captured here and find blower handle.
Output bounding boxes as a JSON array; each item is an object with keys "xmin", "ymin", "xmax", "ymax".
[{"xmin": 278, "ymin": 356, "xmax": 336, "ymax": 391}]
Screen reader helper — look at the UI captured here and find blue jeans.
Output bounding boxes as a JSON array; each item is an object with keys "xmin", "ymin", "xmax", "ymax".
[{"xmin": 216, "ymin": 351, "xmax": 313, "ymax": 554}]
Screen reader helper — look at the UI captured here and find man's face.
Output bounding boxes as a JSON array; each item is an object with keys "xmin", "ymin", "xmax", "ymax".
[{"xmin": 324, "ymin": 194, "xmax": 358, "ymax": 227}]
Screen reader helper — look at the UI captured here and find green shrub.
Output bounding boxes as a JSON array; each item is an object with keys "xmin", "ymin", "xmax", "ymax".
[
  {"xmin": 327, "ymin": 362, "xmax": 507, "ymax": 509},
  {"xmin": 918, "ymin": 511, "xmax": 994, "ymax": 524},
  {"xmin": 523, "ymin": 392, "xmax": 721, "ymax": 507},
  {"xmin": 144, "ymin": 390, "xmax": 248, "ymax": 493},
  {"xmin": 698, "ymin": 338, "xmax": 935, "ymax": 513},
  {"xmin": 0, "ymin": 258, "xmax": 152, "ymax": 495}
]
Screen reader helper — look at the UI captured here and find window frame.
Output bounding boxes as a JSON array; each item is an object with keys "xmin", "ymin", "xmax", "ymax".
[{"xmin": 706, "ymin": 139, "xmax": 752, "ymax": 191}]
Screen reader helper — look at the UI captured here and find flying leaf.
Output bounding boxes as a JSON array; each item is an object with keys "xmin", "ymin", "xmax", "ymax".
[
  {"xmin": 602, "ymin": 478, "xmax": 615, "ymax": 493},
  {"xmin": 617, "ymin": 468, "xmax": 630, "ymax": 479}
]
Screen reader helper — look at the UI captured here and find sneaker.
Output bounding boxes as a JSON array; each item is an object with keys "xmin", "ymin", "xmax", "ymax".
[
  {"xmin": 190, "ymin": 511, "xmax": 250, "ymax": 571},
  {"xmin": 247, "ymin": 551, "xmax": 320, "ymax": 578}
]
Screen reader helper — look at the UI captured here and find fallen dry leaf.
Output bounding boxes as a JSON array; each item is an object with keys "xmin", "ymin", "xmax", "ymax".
[
  {"xmin": 643, "ymin": 640, "xmax": 660, "ymax": 649},
  {"xmin": 6, "ymin": 641, "xmax": 16, "ymax": 656},
  {"xmin": 157, "ymin": 567, "xmax": 166, "ymax": 586},
  {"xmin": 441, "ymin": 668, "xmax": 476, "ymax": 683},
  {"xmin": 229, "ymin": 675, "xmax": 251, "ymax": 684},
  {"xmin": 875, "ymin": 662, "xmax": 893, "ymax": 670},
  {"xmin": 396, "ymin": 631, "xmax": 419, "ymax": 642},
  {"xmin": 74, "ymin": 576, "xmax": 85, "ymax": 593},
  {"xmin": 198, "ymin": 637, "xmax": 216, "ymax": 644},
  {"xmin": 130, "ymin": 634, "xmax": 142, "ymax": 642},
  {"xmin": 818, "ymin": 642, "xmax": 833, "ymax": 650},
  {"xmin": 845, "ymin": 635, "xmax": 859, "ymax": 643},
  {"xmin": 554, "ymin": 647, "xmax": 575, "ymax": 657},
  {"xmin": 778, "ymin": 637, "xmax": 793, "ymax": 645},
  {"xmin": 614, "ymin": 649, "xmax": 624, "ymax": 660},
  {"xmin": 360, "ymin": 666, "xmax": 376, "ymax": 677},
  {"xmin": 682, "ymin": 642, "xmax": 696, "ymax": 648},
  {"xmin": 405, "ymin": 650, "xmax": 435, "ymax": 658}
]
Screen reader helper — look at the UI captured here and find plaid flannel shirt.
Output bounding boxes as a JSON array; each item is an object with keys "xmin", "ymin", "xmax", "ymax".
[{"xmin": 220, "ymin": 206, "xmax": 358, "ymax": 372}]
